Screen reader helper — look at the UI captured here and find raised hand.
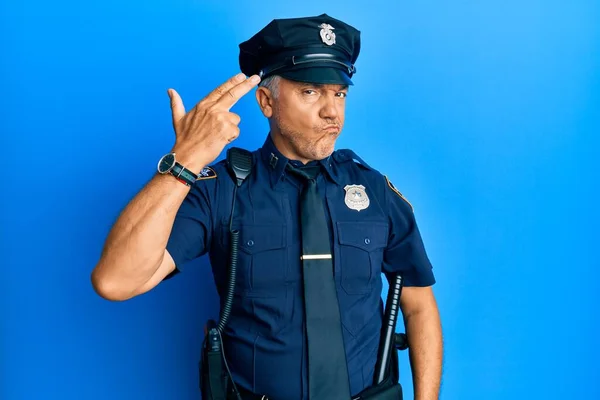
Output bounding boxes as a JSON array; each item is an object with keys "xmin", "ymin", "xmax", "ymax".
[{"xmin": 167, "ymin": 73, "xmax": 261, "ymax": 173}]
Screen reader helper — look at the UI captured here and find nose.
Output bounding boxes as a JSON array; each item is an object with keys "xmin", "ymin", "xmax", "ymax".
[{"xmin": 319, "ymin": 93, "xmax": 340, "ymax": 121}]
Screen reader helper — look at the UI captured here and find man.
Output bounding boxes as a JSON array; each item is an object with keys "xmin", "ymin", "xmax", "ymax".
[{"xmin": 91, "ymin": 13, "xmax": 442, "ymax": 400}]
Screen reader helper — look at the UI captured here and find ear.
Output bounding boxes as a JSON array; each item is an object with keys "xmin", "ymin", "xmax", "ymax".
[{"xmin": 255, "ymin": 86, "xmax": 274, "ymax": 118}]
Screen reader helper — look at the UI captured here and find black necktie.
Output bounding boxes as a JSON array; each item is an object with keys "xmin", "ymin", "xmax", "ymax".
[{"xmin": 287, "ymin": 163, "xmax": 351, "ymax": 400}]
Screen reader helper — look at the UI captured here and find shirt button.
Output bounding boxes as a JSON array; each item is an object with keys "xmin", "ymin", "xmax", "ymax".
[
  {"xmin": 364, "ymin": 238, "xmax": 371, "ymax": 245},
  {"xmin": 247, "ymin": 240, "xmax": 255, "ymax": 247}
]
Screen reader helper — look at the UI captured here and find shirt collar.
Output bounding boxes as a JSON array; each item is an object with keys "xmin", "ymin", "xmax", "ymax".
[{"xmin": 259, "ymin": 133, "xmax": 341, "ymax": 188}]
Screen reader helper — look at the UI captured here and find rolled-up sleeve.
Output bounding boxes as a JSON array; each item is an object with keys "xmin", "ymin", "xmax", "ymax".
[{"xmin": 382, "ymin": 176, "xmax": 435, "ymax": 287}]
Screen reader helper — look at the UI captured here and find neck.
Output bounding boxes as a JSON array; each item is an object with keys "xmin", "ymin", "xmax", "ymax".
[{"xmin": 270, "ymin": 130, "xmax": 313, "ymax": 165}]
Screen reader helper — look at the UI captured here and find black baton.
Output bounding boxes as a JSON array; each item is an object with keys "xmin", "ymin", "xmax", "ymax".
[{"xmin": 374, "ymin": 274, "xmax": 404, "ymax": 384}]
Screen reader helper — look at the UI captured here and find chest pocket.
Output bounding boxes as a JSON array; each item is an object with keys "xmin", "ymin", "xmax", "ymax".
[
  {"xmin": 235, "ymin": 223, "xmax": 288, "ymax": 298},
  {"xmin": 226, "ymin": 223, "xmax": 295, "ymax": 336},
  {"xmin": 336, "ymin": 221, "xmax": 388, "ymax": 295}
]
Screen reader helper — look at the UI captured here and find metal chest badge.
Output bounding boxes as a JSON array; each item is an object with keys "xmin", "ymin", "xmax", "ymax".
[
  {"xmin": 319, "ymin": 23, "xmax": 336, "ymax": 46},
  {"xmin": 344, "ymin": 184, "xmax": 369, "ymax": 211}
]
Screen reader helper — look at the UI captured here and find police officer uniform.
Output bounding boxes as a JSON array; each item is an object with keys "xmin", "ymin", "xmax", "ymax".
[{"xmin": 163, "ymin": 13, "xmax": 436, "ymax": 400}]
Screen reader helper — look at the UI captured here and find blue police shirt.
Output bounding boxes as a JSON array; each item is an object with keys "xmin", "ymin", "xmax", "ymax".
[{"xmin": 165, "ymin": 134, "xmax": 435, "ymax": 399}]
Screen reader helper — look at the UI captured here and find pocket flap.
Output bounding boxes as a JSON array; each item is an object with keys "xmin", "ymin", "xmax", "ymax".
[
  {"xmin": 337, "ymin": 221, "xmax": 388, "ymax": 251},
  {"xmin": 238, "ymin": 224, "xmax": 286, "ymax": 254}
]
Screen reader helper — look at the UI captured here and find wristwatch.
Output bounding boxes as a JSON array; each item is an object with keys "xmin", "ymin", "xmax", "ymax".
[{"xmin": 157, "ymin": 153, "xmax": 198, "ymax": 186}]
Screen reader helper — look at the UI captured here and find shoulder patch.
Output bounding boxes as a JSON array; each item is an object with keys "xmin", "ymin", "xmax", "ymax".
[
  {"xmin": 384, "ymin": 175, "xmax": 413, "ymax": 211},
  {"xmin": 196, "ymin": 166, "xmax": 217, "ymax": 180}
]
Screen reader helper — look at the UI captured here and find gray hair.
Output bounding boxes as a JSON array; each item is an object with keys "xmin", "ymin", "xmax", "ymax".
[{"xmin": 258, "ymin": 75, "xmax": 281, "ymax": 99}]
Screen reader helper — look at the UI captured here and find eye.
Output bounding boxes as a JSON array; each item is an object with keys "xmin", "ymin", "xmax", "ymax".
[
  {"xmin": 303, "ymin": 89, "xmax": 317, "ymax": 95},
  {"xmin": 336, "ymin": 92, "xmax": 348, "ymax": 98}
]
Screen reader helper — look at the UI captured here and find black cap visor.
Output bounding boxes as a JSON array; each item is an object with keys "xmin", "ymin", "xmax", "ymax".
[
  {"xmin": 259, "ymin": 52, "xmax": 355, "ymax": 85},
  {"xmin": 278, "ymin": 66, "xmax": 353, "ymax": 85}
]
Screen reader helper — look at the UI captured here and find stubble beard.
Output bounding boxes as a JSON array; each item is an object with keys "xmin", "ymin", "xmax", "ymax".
[{"xmin": 274, "ymin": 112, "xmax": 340, "ymax": 162}]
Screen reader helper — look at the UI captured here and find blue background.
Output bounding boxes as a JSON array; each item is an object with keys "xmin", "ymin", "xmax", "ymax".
[{"xmin": 2, "ymin": 1, "xmax": 598, "ymax": 399}]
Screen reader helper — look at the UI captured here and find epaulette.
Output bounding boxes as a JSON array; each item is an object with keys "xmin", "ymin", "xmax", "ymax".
[{"xmin": 333, "ymin": 149, "xmax": 373, "ymax": 170}]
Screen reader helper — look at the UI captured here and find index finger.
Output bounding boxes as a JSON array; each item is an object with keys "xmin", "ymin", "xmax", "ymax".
[
  {"xmin": 216, "ymin": 75, "xmax": 261, "ymax": 110},
  {"xmin": 203, "ymin": 73, "xmax": 247, "ymax": 103}
]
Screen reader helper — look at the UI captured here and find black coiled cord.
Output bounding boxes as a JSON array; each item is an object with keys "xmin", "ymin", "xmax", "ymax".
[
  {"xmin": 217, "ymin": 185, "xmax": 239, "ymax": 334},
  {"xmin": 218, "ymin": 230, "xmax": 238, "ymax": 333}
]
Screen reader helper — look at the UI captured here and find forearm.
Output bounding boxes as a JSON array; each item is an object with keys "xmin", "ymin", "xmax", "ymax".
[
  {"xmin": 404, "ymin": 304, "xmax": 443, "ymax": 400},
  {"xmin": 91, "ymin": 172, "xmax": 195, "ymax": 299}
]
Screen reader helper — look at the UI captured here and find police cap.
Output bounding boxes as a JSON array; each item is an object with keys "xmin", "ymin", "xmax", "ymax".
[{"xmin": 239, "ymin": 13, "xmax": 361, "ymax": 85}]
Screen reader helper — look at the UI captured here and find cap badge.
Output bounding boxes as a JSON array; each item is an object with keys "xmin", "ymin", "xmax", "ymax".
[
  {"xmin": 319, "ymin": 23, "xmax": 336, "ymax": 46},
  {"xmin": 344, "ymin": 184, "xmax": 369, "ymax": 211}
]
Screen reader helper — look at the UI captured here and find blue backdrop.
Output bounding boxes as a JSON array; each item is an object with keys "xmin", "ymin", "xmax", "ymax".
[{"xmin": 2, "ymin": 1, "xmax": 598, "ymax": 399}]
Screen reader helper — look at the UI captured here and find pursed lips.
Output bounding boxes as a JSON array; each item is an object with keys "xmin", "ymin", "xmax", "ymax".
[{"xmin": 322, "ymin": 125, "xmax": 340, "ymax": 132}]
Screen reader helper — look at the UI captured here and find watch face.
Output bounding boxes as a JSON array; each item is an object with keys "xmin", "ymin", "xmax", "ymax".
[{"xmin": 158, "ymin": 153, "xmax": 175, "ymax": 173}]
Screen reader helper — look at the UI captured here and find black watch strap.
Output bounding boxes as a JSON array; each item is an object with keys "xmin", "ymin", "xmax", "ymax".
[{"xmin": 171, "ymin": 162, "xmax": 198, "ymax": 186}]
